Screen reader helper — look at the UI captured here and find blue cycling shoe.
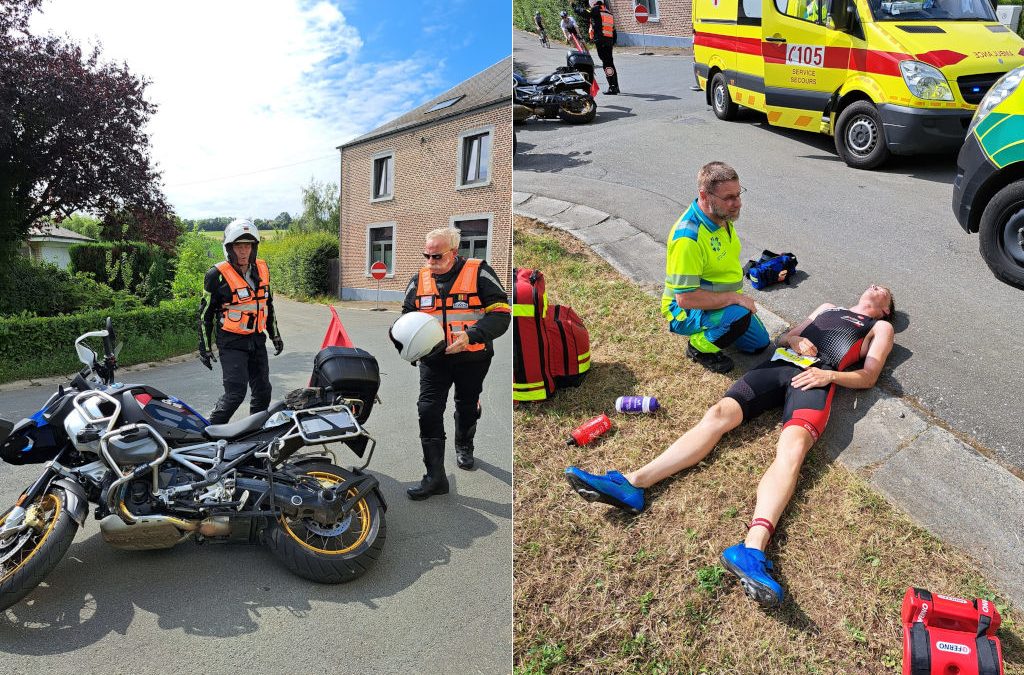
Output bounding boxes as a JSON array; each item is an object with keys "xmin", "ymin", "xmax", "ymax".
[
  {"xmin": 720, "ymin": 542, "xmax": 784, "ymax": 608},
  {"xmin": 564, "ymin": 467, "xmax": 645, "ymax": 514}
]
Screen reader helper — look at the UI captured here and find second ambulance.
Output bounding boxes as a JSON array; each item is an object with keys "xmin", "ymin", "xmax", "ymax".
[{"xmin": 693, "ymin": 0, "xmax": 1024, "ymax": 168}]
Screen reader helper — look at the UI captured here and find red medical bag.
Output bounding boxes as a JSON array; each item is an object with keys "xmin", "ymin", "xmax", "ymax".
[
  {"xmin": 902, "ymin": 587, "xmax": 1003, "ymax": 675},
  {"xmin": 513, "ymin": 268, "xmax": 590, "ymax": 402}
]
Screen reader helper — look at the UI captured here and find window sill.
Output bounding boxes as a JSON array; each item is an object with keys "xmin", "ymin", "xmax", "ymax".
[
  {"xmin": 456, "ymin": 179, "xmax": 492, "ymax": 191},
  {"xmin": 365, "ymin": 272, "xmax": 396, "ymax": 279},
  {"xmin": 370, "ymin": 194, "xmax": 394, "ymax": 203}
]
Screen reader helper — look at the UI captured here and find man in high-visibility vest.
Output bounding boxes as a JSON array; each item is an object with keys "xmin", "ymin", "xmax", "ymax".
[
  {"xmin": 401, "ymin": 226, "xmax": 510, "ymax": 500},
  {"xmin": 198, "ymin": 218, "xmax": 283, "ymax": 425},
  {"xmin": 589, "ymin": 0, "xmax": 620, "ymax": 94},
  {"xmin": 661, "ymin": 162, "xmax": 770, "ymax": 373}
]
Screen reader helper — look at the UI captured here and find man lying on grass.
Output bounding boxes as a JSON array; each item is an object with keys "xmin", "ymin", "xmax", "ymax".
[{"xmin": 565, "ymin": 285, "xmax": 895, "ymax": 608}]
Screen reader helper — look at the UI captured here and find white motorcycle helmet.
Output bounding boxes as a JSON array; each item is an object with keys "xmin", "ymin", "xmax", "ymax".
[
  {"xmin": 389, "ymin": 312, "xmax": 446, "ymax": 363},
  {"xmin": 223, "ymin": 218, "xmax": 261, "ymax": 263}
]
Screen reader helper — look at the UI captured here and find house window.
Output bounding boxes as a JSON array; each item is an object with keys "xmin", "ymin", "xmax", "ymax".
[
  {"xmin": 458, "ymin": 127, "xmax": 493, "ymax": 188},
  {"xmin": 635, "ymin": 0, "xmax": 659, "ymax": 19},
  {"xmin": 367, "ymin": 223, "xmax": 395, "ymax": 274},
  {"xmin": 372, "ymin": 153, "xmax": 393, "ymax": 201},
  {"xmin": 452, "ymin": 216, "xmax": 490, "ymax": 261}
]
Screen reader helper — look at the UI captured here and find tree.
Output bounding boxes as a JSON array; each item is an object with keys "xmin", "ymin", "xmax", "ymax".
[
  {"xmin": 100, "ymin": 206, "xmax": 179, "ymax": 254},
  {"xmin": 293, "ymin": 179, "xmax": 339, "ymax": 233},
  {"xmin": 0, "ymin": 0, "xmax": 171, "ymax": 264},
  {"xmin": 273, "ymin": 211, "xmax": 292, "ymax": 229},
  {"xmin": 55, "ymin": 212, "xmax": 102, "ymax": 240}
]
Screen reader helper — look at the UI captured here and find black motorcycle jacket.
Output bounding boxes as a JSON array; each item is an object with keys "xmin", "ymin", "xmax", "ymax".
[
  {"xmin": 401, "ymin": 256, "xmax": 510, "ymax": 359},
  {"xmin": 199, "ymin": 263, "xmax": 281, "ymax": 352}
]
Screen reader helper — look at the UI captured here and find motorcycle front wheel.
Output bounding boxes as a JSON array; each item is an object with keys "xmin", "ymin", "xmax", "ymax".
[
  {"xmin": 266, "ymin": 462, "xmax": 386, "ymax": 583},
  {"xmin": 0, "ymin": 487, "xmax": 79, "ymax": 611},
  {"xmin": 558, "ymin": 94, "xmax": 597, "ymax": 124}
]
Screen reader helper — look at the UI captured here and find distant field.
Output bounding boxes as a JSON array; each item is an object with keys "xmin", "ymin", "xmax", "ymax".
[{"xmin": 199, "ymin": 229, "xmax": 288, "ymax": 241}]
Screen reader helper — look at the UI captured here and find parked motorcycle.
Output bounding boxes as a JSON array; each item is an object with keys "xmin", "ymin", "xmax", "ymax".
[
  {"xmin": 513, "ymin": 65, "xmax": 597, "ymax": 125},
  {"xmin": 0, "ymin": 319, "xmax": 387, "ymax": 611}
]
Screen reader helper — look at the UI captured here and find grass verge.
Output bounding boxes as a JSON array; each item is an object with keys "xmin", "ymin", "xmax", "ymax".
[{"xmin": 512, "ymin": 216, "xmax": 1024, "ymax": 674}]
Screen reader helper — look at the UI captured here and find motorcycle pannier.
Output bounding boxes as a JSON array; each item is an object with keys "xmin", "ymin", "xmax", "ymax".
[
  {"xmin": 310, "ymin": 347, "xmax": 380, "ymax": 424},
  {"xmin": 566, "ymin": 50, "xmax": 595, "ymax": 82},
  {"xmin": 513, "ymin": 268, "xmax": 591, "ymax": 402}
]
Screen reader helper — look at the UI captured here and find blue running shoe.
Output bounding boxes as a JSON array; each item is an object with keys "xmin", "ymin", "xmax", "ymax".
[
  {"xmin": 564, "ymin": 467, "xmax": 645, "ymax": 514},
  {"xmin": 720, "ymin": 542, "xmax": 784, "ymax": 608}
]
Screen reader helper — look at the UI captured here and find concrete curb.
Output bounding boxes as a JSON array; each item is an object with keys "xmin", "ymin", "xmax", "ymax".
[{"xmin": 515, "ymin": 191, "xmax": 1024, "ymax": 608}]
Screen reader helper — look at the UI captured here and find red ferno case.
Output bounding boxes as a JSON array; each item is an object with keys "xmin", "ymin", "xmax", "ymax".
[
  {"xmin": 902, "ymin": 587, "xmax": 1003, "ymax": 675},
  {"xmin": 512, "ymin": 268, "xmax": 590, "ymax": 402}
]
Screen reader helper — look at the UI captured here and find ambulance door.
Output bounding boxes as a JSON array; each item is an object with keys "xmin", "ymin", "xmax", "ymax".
[{"xmin": 761, "ymin": 0, "xmax": 849, "ymax": 132}]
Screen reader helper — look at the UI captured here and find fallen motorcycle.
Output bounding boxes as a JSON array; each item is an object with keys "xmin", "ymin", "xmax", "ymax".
[
  {"xmin": 0, "ymin": 319, "xmax": 387, "ymax": 611},
  {"xmin": 513, "ymin": 67, "xmax": 597, "ymax": 125}
]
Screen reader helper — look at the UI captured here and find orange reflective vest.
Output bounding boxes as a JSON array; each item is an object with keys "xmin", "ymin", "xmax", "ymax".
[
  {"xmin": 590, "ymin": 7, "xmax": 614, "ymax": 39},
  {"xmin": 415, "ymin": 258, "xmax": 486, "ymax": 353},
  {"xmin": 214, "ymin": 259, "xmax": 270, "ymax": 335}
]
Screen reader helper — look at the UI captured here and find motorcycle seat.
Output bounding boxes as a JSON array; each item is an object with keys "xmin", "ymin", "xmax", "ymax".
[
  {"xmin": 523, "ymin": 74, "xmax": 558, "ymax": 85},
  {"xmin": 204, "ymin": 409, "xmax": 272, "ymax": 440}
]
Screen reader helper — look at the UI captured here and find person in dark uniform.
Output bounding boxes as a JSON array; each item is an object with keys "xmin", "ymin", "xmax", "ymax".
[
  {"xmin": 402, "ymin": 226, "xmax": 511, "ymax": 500},
  {"xmin": 198, "ymin": 218, "xmax": 283, "ymax": 425},
  {"xmin": 572, "ymin": 0, "xmax": 593, "ymax": 40},
  {"xmin": 589, "ymin": 0, "xmax": 620, "ymax": 94},
  {"xmin": 565, "ymin": 284, "xmax": 896, "ymax": 607}
]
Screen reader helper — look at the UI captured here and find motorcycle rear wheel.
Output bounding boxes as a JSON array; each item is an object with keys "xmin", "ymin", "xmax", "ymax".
[
  {"xmin": 0, "ymin": 488, "xmax": 79, "ymax": 611},
  {"xmin": 266, "ymin": 462, "xmax": 386, "ymax": 583},
  {"xmin": 558, "ymin": 95, "xmax": 597, "ymax": 124}
]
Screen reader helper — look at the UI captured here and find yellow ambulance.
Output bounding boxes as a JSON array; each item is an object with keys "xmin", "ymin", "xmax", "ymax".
[{"xmin": 692, "ymin": 0, "xmax": 1024, "ymax": 168}]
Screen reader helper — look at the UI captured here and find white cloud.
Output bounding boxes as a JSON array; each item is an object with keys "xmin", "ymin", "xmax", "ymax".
[{"xmin": 29, "ymin": 0, "xmax": 445, "ymax": 219}]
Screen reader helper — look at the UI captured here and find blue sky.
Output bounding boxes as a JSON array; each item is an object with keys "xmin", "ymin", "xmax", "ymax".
[{"xmin": 29, "ymin": 0, "xmax": 511, "ymax": 219}]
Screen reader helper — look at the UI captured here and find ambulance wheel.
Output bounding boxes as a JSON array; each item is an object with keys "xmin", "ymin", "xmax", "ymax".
[
  {"xmin": 711, "ymin": 73, "xmax": 738, "ymax": 121},
  {"xmin": 978, "ymin": 180, "xmax": 1024, "ymax": 290},
  {"xmin": 835, "ymin": 101, "xmax": 890, "ymax": 170}
]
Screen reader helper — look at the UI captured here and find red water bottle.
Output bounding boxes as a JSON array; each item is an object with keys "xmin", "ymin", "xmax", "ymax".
[{"xmin": 567, "ymin": 413, "xmax": 612, "ymax": 446}]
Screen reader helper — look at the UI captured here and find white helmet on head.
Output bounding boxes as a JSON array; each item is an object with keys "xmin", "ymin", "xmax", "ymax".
[
  {"xmin": 389, "ymin": 312, "xmax": 445, "ymax": 363},
  {"xmin": 223, "ymin": 218, "xmax": 260, "ymax": 262}
]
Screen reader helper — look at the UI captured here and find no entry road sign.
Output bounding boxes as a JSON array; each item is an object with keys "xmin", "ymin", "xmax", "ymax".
[
  {"xmin": 370, "ymin": 261, "xmax": 388, "ymax": 280},
  {"xmin": 635, "ymin": 4, "xmax": 649, "ymax": 23}
]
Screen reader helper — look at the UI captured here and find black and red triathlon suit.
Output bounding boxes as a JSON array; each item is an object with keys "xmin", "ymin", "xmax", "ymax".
[{"xmin": 724, "ymin": 308, "xmax": 877, "ymax": 441}]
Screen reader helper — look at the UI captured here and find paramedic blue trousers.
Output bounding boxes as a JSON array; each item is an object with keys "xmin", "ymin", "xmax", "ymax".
[{"xmin": 667, "ymin": 301, "xmax": 770, "ymax": 354}]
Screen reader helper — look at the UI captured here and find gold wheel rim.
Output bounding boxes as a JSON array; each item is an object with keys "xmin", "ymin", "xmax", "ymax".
[
  {"xmin": 280, "ymin": 471, "xmax": 372, "ymax": 555},
  {"xmin": 0, "ymin": 494, "xmax": 61, "ymax": 585}
]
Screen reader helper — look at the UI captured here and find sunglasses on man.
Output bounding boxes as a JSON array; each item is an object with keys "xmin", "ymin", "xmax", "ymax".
[{"xmin": 422, "ymin": 250, "xmax": 451, "ymax": 260}]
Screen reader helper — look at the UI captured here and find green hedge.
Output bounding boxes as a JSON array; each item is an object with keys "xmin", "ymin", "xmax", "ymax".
[
  {"xmin": 0, "ymin": 256, "xmax": 142, "ymax": 317},
  {"xmin": 69, "ymin": 240, "xmax": 171, "ymax": 304},
  {"xmin": 514, "ymin": 0, "xmax": 582, "ymax": 37},
  {"xmin": 259, "ymin": 232, "xmax": 338, "ymax": 300},
  {"xmin": 0, "ymin": 298, "xmax": 200, "ymax": 383}
]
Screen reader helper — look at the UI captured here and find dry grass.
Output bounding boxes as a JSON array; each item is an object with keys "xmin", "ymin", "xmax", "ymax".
[{"xmin": 512, "ymin": 217, "xmax": 1024, "ymax": 674}]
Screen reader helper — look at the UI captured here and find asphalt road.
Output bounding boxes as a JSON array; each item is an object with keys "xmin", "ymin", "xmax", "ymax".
[
  {"xmin": 0, "ymin": 298, "xmax": 512, "ymax": 674},
  {"xmin": 514, "ymin": 30, "xmax": 1024, "ymax": 470}
]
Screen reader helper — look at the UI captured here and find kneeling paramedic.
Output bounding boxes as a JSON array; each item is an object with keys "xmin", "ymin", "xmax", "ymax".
[
  {"xmin": 198, "ymin": 219, "xmax": 284, "ymax": 425},
  {"xmin": 400, "ymin": 226, "xmax": 510, "ymax": 500},
  {"xmin": 566, "ymin": 285, "xmax": 895, "ymax": 608},
  {"xmin": 663, "ymin": 161, "xmax": 770, "ymax": 374}
]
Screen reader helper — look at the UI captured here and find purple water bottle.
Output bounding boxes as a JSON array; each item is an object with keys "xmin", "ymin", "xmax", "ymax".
[{"xmin": 615, "ymin": 396, "xmax": 659, "ymax": 414}]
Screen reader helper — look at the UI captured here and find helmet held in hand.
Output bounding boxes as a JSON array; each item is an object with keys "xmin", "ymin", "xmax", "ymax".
[{"xmin": 389, "ymin": 312, "xmax": 445, "ymax": 363}]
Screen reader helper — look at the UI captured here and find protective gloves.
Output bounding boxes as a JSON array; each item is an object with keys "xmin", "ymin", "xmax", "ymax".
[
  {"xmin": 199, "ymin": 349, "xmax": 216, "ymax": 370},
  {"xmin": 272, "ymin": 336, "xmax": 284, "ymax": 355}
]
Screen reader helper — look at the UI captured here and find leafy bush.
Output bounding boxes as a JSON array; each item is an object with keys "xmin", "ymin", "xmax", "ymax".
[
  {"xmin": 260, "ymin": 231, "xmax": 338, "ymax": 299},
  {"xmin": 172, "ymin": 228, "xmax": 216, "ymax": 299},
  {"xmin": 68, "ymin": 240, "xmax": 170, "ymax": 302},
  {"xmin": 0, "ymin": 256, "xmax": 140, "ymax": 317},
  {"xmin": 0, "ymin": 298, "xmax": 200, "ymax": 383}
]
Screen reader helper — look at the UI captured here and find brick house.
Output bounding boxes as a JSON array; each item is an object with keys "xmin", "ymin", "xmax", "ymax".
[
  {"xmin": 337, "ymin": 57, "xmax": 512, "ymax": 301},
  {"xmin": 603, "ymin": 0, "xmax": 693, "ymax": 48}
]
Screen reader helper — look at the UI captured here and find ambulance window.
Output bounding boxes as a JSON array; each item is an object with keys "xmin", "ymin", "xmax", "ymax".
[
  {"xmin": 775, "ymin": 0, "xmax": 788, "ymax": 12},
  {"xmin": 778, "ymin": 0, "xmax": 826, "ymax": 21},
  {"xmin": 740, "ymin": 0, "xmax": 762, "ymax": 19}
]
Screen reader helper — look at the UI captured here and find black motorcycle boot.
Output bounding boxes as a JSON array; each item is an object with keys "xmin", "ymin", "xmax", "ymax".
[
  {"xmin": 454, "ymin": 401, "xmax": 481, "ymax": 470},
  {"xmin": 407, "ymin": 437, "xmax": 450, "ymax": 500},
  {"xmin": 606, "ymin": 72, "xmax": 620, "ymax": 95}
]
